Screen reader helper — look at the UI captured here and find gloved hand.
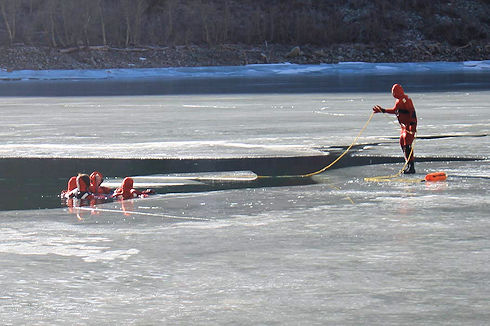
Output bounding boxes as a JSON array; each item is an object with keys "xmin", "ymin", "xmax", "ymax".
[{"xmin": 372, "ymin": 105, "xmax": 384, "ymax": 113}]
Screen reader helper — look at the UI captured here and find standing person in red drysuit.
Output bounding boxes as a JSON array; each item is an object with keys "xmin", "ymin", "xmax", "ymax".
[{"xmin": 373, "ymin": 84, "xmax": 417, "ymax": 174}]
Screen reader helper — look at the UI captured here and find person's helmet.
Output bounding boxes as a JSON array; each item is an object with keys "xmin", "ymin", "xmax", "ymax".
[
  {"xmin": 122, "ymin": 177, "xmax": 134, "ymax": 191},
  {"xmin": 67, "ymin": 176, "xmax": 77, "ymax": 191},
  {"xmin": 115, "ymin": 177, "xmax": 135, "ymax": 199},
  {"xmin": 391, "ymin": 84, "xmax": 405, "ymax": 99},
  {"xmin": 90, "ymin": 171, "xmax": 104, "ymax": 187}
]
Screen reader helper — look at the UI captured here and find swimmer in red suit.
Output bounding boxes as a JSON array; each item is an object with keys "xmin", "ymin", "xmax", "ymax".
[
  {"xmin": 112, "ymin": 177, "xmax": 154, "ymax": 200},
  {"xmin": 89, "ymin": 171, "xmax": 112, "ymax": 195},
  {"xmin": 373, "ymin": 84, "xmax": 417, "ymax": 174},
  {"xmin": 65, "ymin": 174, "xmax": 93, "ymax": 200},
  {"xmin": 61, "ymin": 176, "xmax": 77, "ymax": 198}
]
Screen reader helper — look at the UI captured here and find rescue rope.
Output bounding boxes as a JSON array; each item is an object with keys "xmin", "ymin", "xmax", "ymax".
[
  {"xmin": 256, "ymin": 109, "xmax": 425, "ymax": 183},
  {"xmin": 363, "ymin": 109, "xmax": 423, "ymax": 182},
  {"xmin": 257, "ymin": 112, "xmax": 375, "ymax": 179},
  {"xmin": 363, "ymin": 139, "xmax": 420, "ymax": 183}
]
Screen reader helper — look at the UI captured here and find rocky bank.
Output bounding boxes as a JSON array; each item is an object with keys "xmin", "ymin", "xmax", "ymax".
[{"xmin": 0, "ymin": 41, "xmax": 488, "ymax": 72}]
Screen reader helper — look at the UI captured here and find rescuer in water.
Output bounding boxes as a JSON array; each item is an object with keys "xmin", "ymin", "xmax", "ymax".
[
  {"xmin": 112, "ymin": 177, "xmax": 154, "ymax": 200},
  {"xmin": 61, "ymin": 176, "xmax": 77, "ymax": 197},
  {"xmin": 89, "ymin": 171, "xmax": 112, "ymax": 195},
  {"xmin": 62, "ymin": 171, "xmax": 112, "ymax": 200},
  {"xmin": 373, "ymin": 84, "xmax": 417, "ymax": 174},
  {"xmin": 64, "ymin": 173, "xmax": 93, "ymax": 200}
]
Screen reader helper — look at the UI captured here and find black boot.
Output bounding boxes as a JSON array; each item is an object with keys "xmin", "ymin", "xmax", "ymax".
[
  {"xmin": 402, "ymin": 145, "xmax": 415, "ymax": 174},
  {"xmin": 403, "ymin": 161, "xmax": 415, "ymax": 174}
]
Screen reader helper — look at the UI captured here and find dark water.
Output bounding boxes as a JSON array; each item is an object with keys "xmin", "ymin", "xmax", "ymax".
[
  {"xmin": 0, "ymin": 153, "xmax": 483, "ymax": 211},
  {"xmin": 1, "ymin": 71, "xmax": 489, "ymax": 96}
]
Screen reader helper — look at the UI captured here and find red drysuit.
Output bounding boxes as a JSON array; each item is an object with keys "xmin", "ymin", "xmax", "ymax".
[
  {"xmin": 64, "ymin": 174, "xmax": 93, "ymax": 200},
  {"xmin": 89, "ymin": 171, "xmax": 112, "ymax": 195},
  {"xmin": 373, "ymin": 84, "xmax": 417, "ymax": 173},
  {"xmin": 112, "ymin": 177, "xmax": 154, "ymax": 200}
]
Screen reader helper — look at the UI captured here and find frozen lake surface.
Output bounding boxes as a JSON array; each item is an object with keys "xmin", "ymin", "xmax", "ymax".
[{"xmin": 0, "ymin": 63, "xmax": 489, "ymax": 325}]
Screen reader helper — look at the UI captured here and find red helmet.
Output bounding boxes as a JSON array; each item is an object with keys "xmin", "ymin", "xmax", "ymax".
[
  {"xmin": 391, "ymin": 84, "xmax": 405, "ymax": 99},
  {"xmin": 67, "ymin": 176, "xmax": 77, "ymax": 191},
  {"xmin": 90, "ymin": 171, "xmax": 104, "ymax": 187},
  {"xmin": 114, "ymin": 177, "xmax": 135, "ymax": 199},
  {"xmin": 122, "ymin": 177, "xmax": 134, "ymax": 191}
]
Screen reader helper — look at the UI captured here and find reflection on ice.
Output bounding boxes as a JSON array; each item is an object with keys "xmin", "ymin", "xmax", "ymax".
[{"xmin": 0, "ymin": 224, "xmax": 140, "ymax": 262}]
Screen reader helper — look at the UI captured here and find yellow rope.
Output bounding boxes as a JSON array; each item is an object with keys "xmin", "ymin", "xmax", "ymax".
[
  {"xmin": 364, "ymin": 133, "xmax": 422, "ymax": 183},
  {"xmin": 258, "ymin": 112, "xmax": 375, "ymax": 179},
  {"xmin": 256, "ymin": 109, "xmax": 422, "ymax": 183},
  {"xmin": 364, "ymin": 139, "xmax": 412, "ymax": 179}
]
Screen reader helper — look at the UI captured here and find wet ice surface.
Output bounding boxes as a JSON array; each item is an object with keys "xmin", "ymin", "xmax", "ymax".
[
  {"xmin": 0, "ymin": 92, "xmax": 488, "ymax": 159},
  {"xmin": 0, "ymin": 89, "xmax": 489, "ymax": 324}
]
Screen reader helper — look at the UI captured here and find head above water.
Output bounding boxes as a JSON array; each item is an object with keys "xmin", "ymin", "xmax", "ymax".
[
  {"xmin": 90, "ymin": 171, "xmax": 104, "ymax": 187},
  {"xmin": 76, "ymin": 174, "xmax": 91, "ymax": 192},
  {"xmin": 122, "ymin": 177, "xmax": 134, "ymax": 191},
  {"xmin": 391, "ymin": 83, "xmax": 405, "ymax": 99},
  {"xmin": 67, "ymin": 176, "xmax": 77, "ymax": 191}
]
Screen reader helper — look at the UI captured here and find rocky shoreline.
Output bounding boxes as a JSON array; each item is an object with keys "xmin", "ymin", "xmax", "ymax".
[{"xmin": 1, "ymin": 42, "xmax": 489, "ymax": 71}]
